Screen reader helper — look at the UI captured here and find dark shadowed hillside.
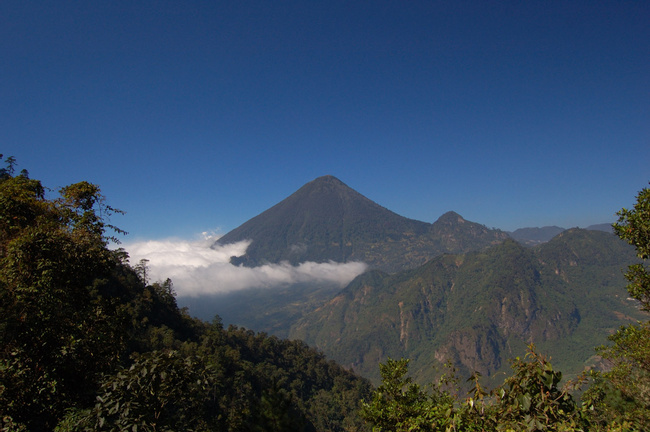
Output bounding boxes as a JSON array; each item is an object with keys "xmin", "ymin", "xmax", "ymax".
[{"xmin": 0, "ymin": 166, "xmax": 372, "ymax": 431}]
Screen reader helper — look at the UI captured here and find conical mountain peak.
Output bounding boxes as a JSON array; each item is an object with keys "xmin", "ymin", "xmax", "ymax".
[
  {"xmin": 310, "ymin": 175, "xmax": 346, "ymax": 185},
  {"xmin": 290, "ymin": 175, "xmax": 365, "ymax": 203},
  {"xmin": 216, "ymin": 177, "xmax": 507, "ymax": 271}
]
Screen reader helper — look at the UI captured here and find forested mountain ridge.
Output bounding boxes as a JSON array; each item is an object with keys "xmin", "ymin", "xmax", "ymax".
[
  {"xmin": 215, "ymin": 175, "xmax": 508, "ymax": 273},
  {"xmin": 289, "ymin": 229, "xmax": 646, "ymax": 385},
  {"xmin": 3, "ymin": 156, "xmax": 650, "ymax": 430},
  {"xmin": 0, "ymin": 162, "xmax": 371, "ymax": 431}
]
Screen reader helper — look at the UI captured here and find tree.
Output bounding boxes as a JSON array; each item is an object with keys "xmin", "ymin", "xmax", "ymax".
[
  {"xmin": 612, "ymin": 184, "xmax": 650, "ymax": 311},
  {"xmin": 0, "ymin": 158, "xmax": 389, "ymax": 431},
  {"xmin": 587, "ymin": 183, "xmax": 650, "ymax": 430},
  {"xmin": 134, "ymin": 258, "xmax": 150, "ymax": 286},
  {"xmin": 67, "ymin": 350, "xmax": 224, "ymax": 432},
  {"xmin": 361, "ymin": 347, "xmax": 586, "ymax": 432},
  {"xmin": 361, "ymin": 358, "xmax": 462, "ymax": 432},
  {"xmin": 490, "ymin": 347, "xmax": 584, "ymax": 431},
  {"xmin": 0, "ymin": 154, "xmax": 16, "ymax": 180},
  {"xmin": 0, "ymin": 161, "xmax": 129, "ymax": 431}
]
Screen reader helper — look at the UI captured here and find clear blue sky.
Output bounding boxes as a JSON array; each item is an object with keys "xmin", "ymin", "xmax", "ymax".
[{"xmin": 3, "ymin": 1, "xmax": 649, "ymax": 240}]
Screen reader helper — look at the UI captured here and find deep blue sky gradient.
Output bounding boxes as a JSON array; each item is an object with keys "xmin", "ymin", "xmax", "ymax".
[{"xmin": 2, "ymin": 1, "xmax": 648, "ymax": 239}]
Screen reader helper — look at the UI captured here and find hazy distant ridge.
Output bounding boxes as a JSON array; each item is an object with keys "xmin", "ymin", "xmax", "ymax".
[
  {"xmin": 508, "ymin": 226, "xmax": 566, "ymax": 246},
  {"xmin": 508, "ymin": 223, "xmax": 614, "ymax": 246}
]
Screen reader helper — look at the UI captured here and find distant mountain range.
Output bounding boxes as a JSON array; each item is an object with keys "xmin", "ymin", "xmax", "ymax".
[
  {"xmin": 508, "ymin": 224, "xmax": 613, "ymax": 246},
  {"xmin": 190, "ymin": 175, "xmax": 639, "ymax": 385},
  {"xmin": 508, "ymin": 226, "xmax": 567, "ymax": 246}
]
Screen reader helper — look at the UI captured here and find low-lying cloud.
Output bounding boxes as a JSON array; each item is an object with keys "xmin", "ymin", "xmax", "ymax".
[{"xmin": 122, "ymin": 234, "xmax": 368, "ymax": 297}]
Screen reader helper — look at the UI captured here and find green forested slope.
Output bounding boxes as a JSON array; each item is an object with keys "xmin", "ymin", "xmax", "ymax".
[
  {"xmin": 3, "ymin": 157, "xmax": 649, "ymax": 431},
  {"xmin": 0, "ymin": 162, "xmax": 371, "ymax": 432},
  {"xmin": 358, "ymin": 183, "xmax": 650, "ymax": 431},
  {"xmin": 290, "ymin": 230, "xmax": 645, "ymax": 385}
]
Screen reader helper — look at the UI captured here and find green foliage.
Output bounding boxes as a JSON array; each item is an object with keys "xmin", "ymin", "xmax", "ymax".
[
  {"xmin": 0, "ymin": 159, "xmax": 371, "ymax": 431},
  {"xmin": 362, "ymin": 346, "xmax": 587, "ymax": 432},
  {"xmin": 70, "ymin": 350, "xmax": 220, "ymax": 431},
  {"xmin": 581, "ymin": 184, "xmax": 650, "ymax": 431},
  {"xmin": 6, "ymin": 156, "xmax": 646, "ymax": 432},
  {"xmin": 58, "ymin": 181, "xmax": 127, "ymax": 244},
  {"xmin": 0, "ymin": 160, "xmax": 128, "ymax": 431},
  {"xmin": 613, "ymin": 184, "xmax": 650, "ymax": 311},
  {"xmin": 291, "ymin": 231, "xmax": 641, "ymax": 386},
  {"xmin": 221, "ymin": 326, "xmax": 372, "ymax": 431},
  {"xmin": 584, "ymin": 324, "xmax": 650, "ymax": 431},
  {"xmin": 361, "ymin": 358, "xmax": 459, "ymax": 431},
  {"xmin": 358, "ymin": 181, "xmax": 650, "ymax": 430},
  {"xmin": 490, "ymin": 347, "xmax": 585, "ymax": 431}
]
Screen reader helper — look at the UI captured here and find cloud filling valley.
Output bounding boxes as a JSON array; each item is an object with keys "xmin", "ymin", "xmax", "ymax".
[{"xmin": 122, "ymin": 234, "xmax": 368, "ymax": 297}]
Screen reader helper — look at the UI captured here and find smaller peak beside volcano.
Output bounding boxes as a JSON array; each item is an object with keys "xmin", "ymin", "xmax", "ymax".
[
  {"xmin": 434, "ymin": 211, "xmax": 466, "ymax": 225},
  {"xmin": 430, "ymin": 211, "xmax": 509, "ymax": 254}
]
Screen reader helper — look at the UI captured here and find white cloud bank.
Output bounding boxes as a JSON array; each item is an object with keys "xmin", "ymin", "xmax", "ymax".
[{"xmin": 121, "ymin": 234, "xmax": 368, "ymax": 297}]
